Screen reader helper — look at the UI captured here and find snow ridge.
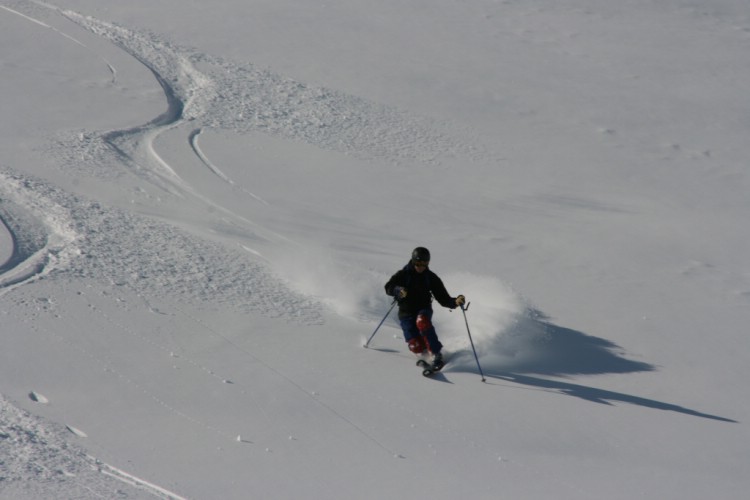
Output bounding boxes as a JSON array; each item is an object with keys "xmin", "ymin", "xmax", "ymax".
[{"xmin": 0, "ymin": 171, "xmax": 80, "ymax": 296}]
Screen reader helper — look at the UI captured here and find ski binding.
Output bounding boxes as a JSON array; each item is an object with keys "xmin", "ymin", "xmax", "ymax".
[{"xmin": 416, "ymin": 358, "xmax": 443, "ymax": 377}]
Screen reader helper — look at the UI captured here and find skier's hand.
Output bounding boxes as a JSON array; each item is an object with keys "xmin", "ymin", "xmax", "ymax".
[
  {"xmin": 395, "ymin": 287, "xmax": 408, "ymax": 299},
  {"xmin": 456, "ymin": 295, "xmax": 466, "ymax": 307}
]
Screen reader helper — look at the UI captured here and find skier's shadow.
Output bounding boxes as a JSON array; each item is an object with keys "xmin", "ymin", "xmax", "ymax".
[
  {"xmin": 424, "ymin": 372, "xmax": 453, "ymax": 384},
  {"xmin": 450, "ymin": 315, "xmax": 737, "ymax": 423},
  {"xmin": 489, "ymin": 372, "xmax": 736, "ymax": 423}
]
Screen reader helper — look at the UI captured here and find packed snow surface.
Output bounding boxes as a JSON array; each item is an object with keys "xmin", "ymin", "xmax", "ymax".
[{"xmin": 1, "ymin": 1, "xmax": 749, "ymax": 499}]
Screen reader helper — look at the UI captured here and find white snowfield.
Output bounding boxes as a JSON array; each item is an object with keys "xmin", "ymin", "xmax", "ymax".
[{"xmin": 1, "ymin": 1, "xmax": 748, "ymax": 499}]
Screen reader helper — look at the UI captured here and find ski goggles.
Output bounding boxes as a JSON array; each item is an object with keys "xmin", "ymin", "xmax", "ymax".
[{"xmin": 413, "ymin": 260, "xmax": 429, "ymax": 268}]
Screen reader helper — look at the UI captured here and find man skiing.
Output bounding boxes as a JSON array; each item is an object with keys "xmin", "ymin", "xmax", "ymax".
[{"xmin": 384, "ymin": 247, "xmax": 465, "ymax": 370}]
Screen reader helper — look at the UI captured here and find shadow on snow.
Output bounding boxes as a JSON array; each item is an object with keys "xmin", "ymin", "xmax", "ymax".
[
  {"xmin": 487, "ymin": 372, "xmax": 737, "ymax": 423},
  {"xmin": 448, "ymin": 313, "xmax": 737, "ymax": 423}
]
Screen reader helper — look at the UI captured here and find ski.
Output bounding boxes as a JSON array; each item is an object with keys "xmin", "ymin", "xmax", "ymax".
[{"xmin": 416, "ymin": 357, "xmax": 445, "ymax": 377}]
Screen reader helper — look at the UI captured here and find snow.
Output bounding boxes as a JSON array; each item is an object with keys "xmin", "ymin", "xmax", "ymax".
[{"xmin": 1, "ymin": 0, "xmax": 749, "ymax": 499}]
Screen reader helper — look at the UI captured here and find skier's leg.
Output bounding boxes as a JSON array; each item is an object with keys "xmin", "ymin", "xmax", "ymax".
[
  {"xmin": 400, "ymin": 316, "xmax": 426, "ymax": 354},
  {"xmin": 417, "ymin": 309, "xmax": 443, "ymax": 354}
]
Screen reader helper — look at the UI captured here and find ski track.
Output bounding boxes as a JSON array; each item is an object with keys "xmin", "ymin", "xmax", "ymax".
[
  {"xmin": 188, "ymin": 127, "xmax": 270, "ymax": 206},
  {"xmin": 1, "ymin": 3, "xmax": 117, "ymax": 83},
  {"xmin": 0, "ymin": 393, "xmax": 185, "ymax": 500}
]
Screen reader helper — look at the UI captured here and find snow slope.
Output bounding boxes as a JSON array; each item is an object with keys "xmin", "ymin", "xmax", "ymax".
[{"xmin": 1, "ymin": 1, "xmax": 749, "ymax": 499}]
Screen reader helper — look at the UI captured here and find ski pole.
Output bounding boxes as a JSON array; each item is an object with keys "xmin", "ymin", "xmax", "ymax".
[
  {"xmin": 461, "ymin": 303, "xmax": 486, "ymax": 382},
  {"xmin": 364, "ymin": 298, "xmax": 398, "ymax": 348}
]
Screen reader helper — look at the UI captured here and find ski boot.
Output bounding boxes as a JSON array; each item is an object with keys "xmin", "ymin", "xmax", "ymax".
[{"xmin": 432, "ymin": 352, "xmax": 445, "ymax": 371}]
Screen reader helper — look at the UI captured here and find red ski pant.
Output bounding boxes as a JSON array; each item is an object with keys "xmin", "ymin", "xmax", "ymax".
[{"xmin": 400, "ymin": 309, "xmax": 442, "ymax": 355}]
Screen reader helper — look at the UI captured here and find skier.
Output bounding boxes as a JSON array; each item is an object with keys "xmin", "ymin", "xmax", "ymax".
[{"xmin": 384, "ymin": 247, "xmax": 465, "ymax": 370}]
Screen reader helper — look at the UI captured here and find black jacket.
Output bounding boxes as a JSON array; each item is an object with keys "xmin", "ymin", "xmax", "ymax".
[{"xmin": 385, "ymin": 263, "xmax": 458, "ymax": 318}]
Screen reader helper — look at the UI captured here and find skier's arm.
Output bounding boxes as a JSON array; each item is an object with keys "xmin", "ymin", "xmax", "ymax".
[
  {"xmin": 430, "ymin": 274, "xmax": 459, "ymax": 309},
  {"xmin": 385, "ymin": 271, "xmax": 407, "ymax": 298}
]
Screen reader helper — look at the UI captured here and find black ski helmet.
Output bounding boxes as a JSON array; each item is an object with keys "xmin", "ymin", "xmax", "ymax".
[{"xmin": 411, "ymin": 247, "xmax": 431, "ymax": 263}]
